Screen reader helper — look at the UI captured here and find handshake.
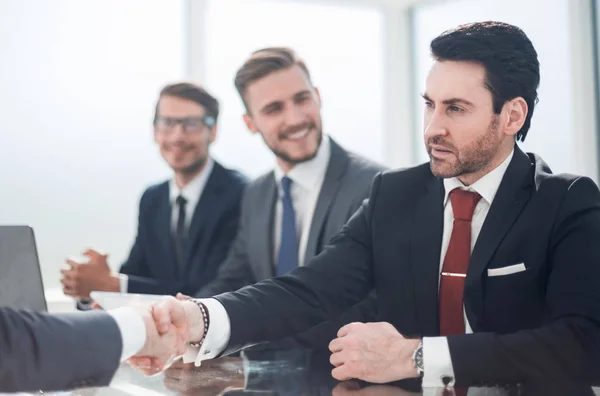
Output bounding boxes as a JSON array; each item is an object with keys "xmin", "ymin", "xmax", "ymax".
[{"xmin": 124, "ymin": 295, "xmax": 206, "ymax": 375}]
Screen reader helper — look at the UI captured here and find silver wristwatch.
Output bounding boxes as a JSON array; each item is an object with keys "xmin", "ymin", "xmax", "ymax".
[{"xmin": 411, "ymin": 340, "xmax": 424, "ymax": 377}]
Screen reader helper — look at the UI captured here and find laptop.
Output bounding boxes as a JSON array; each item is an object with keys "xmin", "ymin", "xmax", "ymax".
[{"xmin": 0, "ymin": 226, "xmax": 47, "ymax": 312}]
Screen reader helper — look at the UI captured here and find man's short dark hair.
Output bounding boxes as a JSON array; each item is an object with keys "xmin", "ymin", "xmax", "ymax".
[
  {"xmin": 153, "ymin": 82, "xmax": 219, "ymax": 125},
  {"xmin": 431, "ymin": 21, "xmax": 540, "ymax": 141},
  {"xmin": 234, "ymin": 47, "xmax": 312, "ymax": 112}
]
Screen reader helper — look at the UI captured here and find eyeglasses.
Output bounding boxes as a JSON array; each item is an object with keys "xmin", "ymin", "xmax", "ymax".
[{"xmin": 155, "ymin": 116, "xmax": 216, "ymax": 134}]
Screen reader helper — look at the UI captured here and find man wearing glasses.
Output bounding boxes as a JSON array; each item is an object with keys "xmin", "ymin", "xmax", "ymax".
[{"xmin": 61, "ymin": 83, "xmax": 248, "ymax": 304}]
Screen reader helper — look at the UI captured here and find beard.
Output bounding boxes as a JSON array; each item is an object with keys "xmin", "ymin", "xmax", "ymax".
[
  {"xmin": 428, "ymin": 116, "xmax": 502, "ymax": 179},
  {"xmin": 269, "ymin": 122, "xmax": 323, "ymax": 165},
  {"xmin": 166, "ymin": 134, "xmax": 211, "ymax": 177},
  {"xmin": 176, "ymin": 155, "xmax": 207, "ymax": 176}
]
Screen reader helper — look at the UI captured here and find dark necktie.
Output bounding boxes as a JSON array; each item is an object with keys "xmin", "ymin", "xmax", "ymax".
[
  {"xmin": 174, "ymin": 195, "xmax": 188, "ymax": 271},
  {"xmin": 439, "ymin": 189, "xmax": 481, "ymax": 336},
  {"xmin": 276, "ymin": 176, "xmax": 298, "ymax": 276}
]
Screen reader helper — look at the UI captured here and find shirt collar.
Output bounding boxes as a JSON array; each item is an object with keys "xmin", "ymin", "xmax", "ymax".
[
  {"xmin": 169, "ymin": 157, "xmax": 214, "ymax": 204},
  {"xmin": 274, "ymin": 135, "xmax": 331, "ymax": 193},
  {"xmin": 443, "ymin": 149, "xmax": 514, "ymax": 206}
]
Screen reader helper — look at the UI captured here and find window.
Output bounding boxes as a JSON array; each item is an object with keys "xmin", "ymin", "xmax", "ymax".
[
  {"xmin": 0, "ymin": 0, "xmax": 186, "ymax": 289},
  {"xmin": 204, "ymin": 0, "xmax": 386, "ymax": 178},
  {"xmin": 411, "ymin": 0, "xmax": 580, "ymax": 175}
]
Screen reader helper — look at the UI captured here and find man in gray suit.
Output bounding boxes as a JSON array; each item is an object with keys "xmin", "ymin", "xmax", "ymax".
[
  {"xmin": 193, "ymin": 47, "xmax": 386, "ymax": 348},
  {"xmin": 0, "ymin": 298, "xmax": 198, "ymax": 392}
]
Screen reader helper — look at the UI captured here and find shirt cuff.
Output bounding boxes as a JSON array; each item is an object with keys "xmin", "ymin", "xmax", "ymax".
[
  {"xmin": 182, "ymin": 298, "xmax": 231, "ymax": 366},
  {"xmin": 108, "ymin": 306, "xmax": 146, "ymax": 361},
  {"xmin": 119, "ymin": 274, "xmax": 129, "ymax": 293},
  {"xmin": 422, "ymin": 336, "xmax": 455, "ymax": 387}
]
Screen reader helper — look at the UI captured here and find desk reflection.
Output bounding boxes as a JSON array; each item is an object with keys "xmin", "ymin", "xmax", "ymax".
[
  {"xmin": 163, "ymin": 358, "xmax": 245, "ymax": 395},
  {"xmin": 34, "ymin": 349, "xmax": 600, "ymax": 396}
]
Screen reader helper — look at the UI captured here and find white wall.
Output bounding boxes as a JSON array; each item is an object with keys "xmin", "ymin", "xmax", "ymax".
[{"xmin": 0, "ymin": 0, "xmax": 186, "ymax": 289}]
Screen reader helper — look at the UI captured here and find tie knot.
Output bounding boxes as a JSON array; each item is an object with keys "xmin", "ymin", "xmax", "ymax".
[
  {"xmin": 449, "ymin": 189, "xmax": 481, "ymax": 221},
  {"xmin": 176, "ymin": 195, "xmax": 187, "ymax": 207},
  {"xmin": 280, "ymin": 176, "xmax": 293, "ymax": 197}
]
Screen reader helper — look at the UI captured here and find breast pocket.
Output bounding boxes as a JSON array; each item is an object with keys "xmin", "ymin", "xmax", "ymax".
[
  {"xmin": 487, "ymin": 263, "xmax": 527, "ymax": 277},
  {"xmin": 483, "ymin": 263, "xmax": 545, "ymax": 332}
]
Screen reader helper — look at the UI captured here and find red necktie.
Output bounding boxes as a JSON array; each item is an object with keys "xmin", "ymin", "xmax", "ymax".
[{"xmin": 439, "ymin": 189, "xmax": 481, "ymax": 336}]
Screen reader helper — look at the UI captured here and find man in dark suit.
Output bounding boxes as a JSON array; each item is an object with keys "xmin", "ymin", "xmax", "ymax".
[
  {"xmin": 192, "ymin": 48, "xmax": 385, "ymax": 348},
  {"xmin": 0, "ymin": 297, "xmax": 194, "ymax": 392},
  {"xmin": 145, "ymin": 22, "xmax": 600, "ymax": 387},
  {"xmin": 60, "ymin": 83, "xmax": 248, "ymax": 301}
]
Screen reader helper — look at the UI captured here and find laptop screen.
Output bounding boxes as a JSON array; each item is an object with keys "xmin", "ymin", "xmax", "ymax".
[{"xmin": 0, "ymin": 226, "xmax": 47, "ymax": 312}]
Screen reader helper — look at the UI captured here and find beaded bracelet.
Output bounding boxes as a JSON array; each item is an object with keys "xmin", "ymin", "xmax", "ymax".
[{"xmin": 188, "ymin": 300, "xmax": 210, "ymax": 348}]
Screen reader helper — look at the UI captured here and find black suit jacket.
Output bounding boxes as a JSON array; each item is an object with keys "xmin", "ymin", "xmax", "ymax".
[
  {"xmin": 120, "ymin": 161, "xmax": 248, "ymax": 295},
  {"xmin": 197, "ymin": 139, "xmax": 386, "ymax": 348},
  {"xmin": 0, "ymin": 308, "xmax": 121, "ymax": 392},
  {"xmin": 215, "ymin": 146, "xmax": 600, "ymax": 385}
]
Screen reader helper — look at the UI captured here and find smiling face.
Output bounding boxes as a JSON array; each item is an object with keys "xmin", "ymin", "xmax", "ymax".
[
  {"xmin": 422, "ymin": 60, "xmax": 525, "ymax": 185},
  {"xmin": 153, "ymin": 95, "xmax": 216, "ymax": 177},
  {"xmin": 242, "ymin": 65, "xmax": 323, "ymax": 173}
]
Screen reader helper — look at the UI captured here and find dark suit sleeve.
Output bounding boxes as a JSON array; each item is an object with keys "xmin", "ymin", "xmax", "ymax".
[
  {"xmin": 246, "ymin": 293, "xmax": 378, "ymax": 351},
  {"xmin": 215, "ymin": 174, "xmax": 383, "ymax": 354},
  {"xmin": 194, "ymin": 188, "xmax": 256, "ymax": 297},
  {"xmin": 448, "ymin": 176, "xmax": 600, "ymax": 385},
  {"xmin": 0, "ymin": 308, "xmax": 122, "ymax": 392}
]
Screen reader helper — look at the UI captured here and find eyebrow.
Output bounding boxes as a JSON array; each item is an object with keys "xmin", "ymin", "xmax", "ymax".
[
  {"xmin": 260, "ymin": 101, "xmax": 282, "ymax": 113},
  {"xmin": 421, "ymin": 93, "xmax": 475, "ymax": 107},
  {"xmin": 259, "ymin": 90, "xmax": 313, "ymax": 113},
  {"xmin": 294, "ymin": 90, "xmax": 312, "ymax": 98}
]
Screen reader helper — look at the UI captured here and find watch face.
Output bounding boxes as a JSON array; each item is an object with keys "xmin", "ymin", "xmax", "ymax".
[
  {"xmin": 412, "ymin": 342, "xmax": 425, "ymax": 374},
  {"xmin": 416, "ymin": 346, "xmax": 424, "ymax": 369}
]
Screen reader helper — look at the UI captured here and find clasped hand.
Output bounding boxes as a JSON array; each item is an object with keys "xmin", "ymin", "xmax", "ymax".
[{"xmin": 126, "ymin": 296, "xmax": 205, "ymax": 375}]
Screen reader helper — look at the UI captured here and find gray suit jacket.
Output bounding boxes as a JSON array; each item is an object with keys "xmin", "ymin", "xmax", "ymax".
[
  {"xmin": 0, "ymin": 308, "xmax": 122, "ymax": 392},
  {"xmin": 196, "ymin": 138, "xmax": 387, "ymax": 348}
]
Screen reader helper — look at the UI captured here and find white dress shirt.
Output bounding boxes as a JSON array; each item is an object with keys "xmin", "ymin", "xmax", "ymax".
[
  {"xmin": 186, "ymin": 149, "xmax": 515, "ymax": 387},
  {"xmin": 107, "ymin": 307, "xmax": 146, "ymax": 361},
  {"xmin": 273, "ymin": 136, "xmax": 331, "ymax": 266},
  {"xmin": 422, "ymin": 149, "xmax": 513, "ymax": 388},
  {"xmin": 118, "ymin": 158, "xmax": 214, "ymax": 293}
]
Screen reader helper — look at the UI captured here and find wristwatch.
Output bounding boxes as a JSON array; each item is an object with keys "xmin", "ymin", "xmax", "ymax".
[{"xmin": 411, "ymin": 340, "xmax": 424, "ymax": 377}]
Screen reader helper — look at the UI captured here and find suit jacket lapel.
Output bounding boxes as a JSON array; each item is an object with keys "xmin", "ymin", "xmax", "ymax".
[
  {"xmin": 303, "ymin": 139, "xmax": 349, "ymax": 265},
  {"xmin": 153, "ymin": 182, "xmax": 178, "ymax": 279},
  {"xmin": 186, "ymin": 162, "xmax": 224, "ymax": 269},
  {"xmin": 410, "ymin": 176, "xmax": 445, "ymax": 336},
  {"xmin": 254, "ymin": 173, "xmax": 277, "ymax": 279},
  {"xmin": 465, "ymin": 146, "xmax": 534, "ymax": 330}
]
